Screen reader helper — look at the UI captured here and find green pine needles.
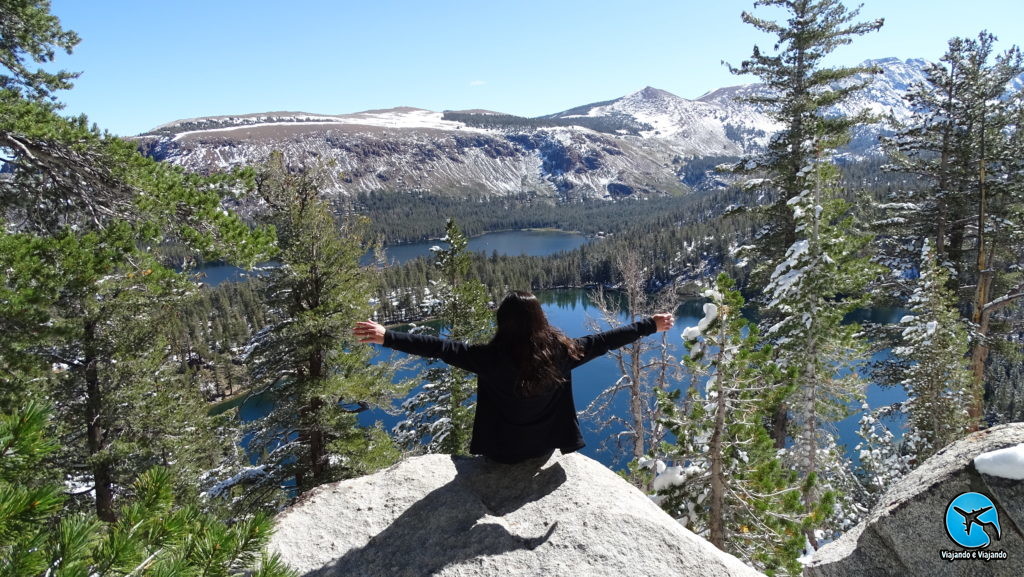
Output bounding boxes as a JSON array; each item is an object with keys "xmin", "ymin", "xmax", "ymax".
[
  {"xmin": 1, "ymin": 403, "xmax": 296, "ymax": 577},
  {"xmin": 239, "ymin": 152, "xmax": 406, "ymax": 506},
  {"xmin": 655, "ymin": 274, "xmax": 805, "ymax": 576}
]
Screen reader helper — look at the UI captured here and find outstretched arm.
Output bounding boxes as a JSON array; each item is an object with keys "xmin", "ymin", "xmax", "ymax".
[
  {"xmin": 572, "ymin": 313, "xmax": 674, "ymax": 368},
  {"xmin": 353, "ymin": 320, "xmax": 485, "ymax": 373}
]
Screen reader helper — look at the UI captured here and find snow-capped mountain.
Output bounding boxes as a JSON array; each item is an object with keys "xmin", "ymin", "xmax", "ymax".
[
  {"xmin": 135, "ymin": 58, "xmax": 988, "ymax": 200},
  {"xmin": 544, "ymin": 86, "xmax": 778, "ymax": 156},
  {"xmin": 138, "ymin": 107, "xmax": 692, "ymax": 200}
]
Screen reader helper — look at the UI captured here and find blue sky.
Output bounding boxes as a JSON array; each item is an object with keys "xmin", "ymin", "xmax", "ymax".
[{"xmin": 46, "ymin": 0, "xmax": 1024, "ymax": 136}]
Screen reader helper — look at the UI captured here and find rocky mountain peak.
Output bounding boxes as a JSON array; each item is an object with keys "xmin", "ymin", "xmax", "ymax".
[{"xmin": 634, "ymin": 86, "xmax": 680, "ymax": 101}]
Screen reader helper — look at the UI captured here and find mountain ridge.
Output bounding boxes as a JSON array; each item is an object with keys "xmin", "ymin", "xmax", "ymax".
[{"xmin": 134, "ymin": 58, "xmax": 1023, "ymax": 201}]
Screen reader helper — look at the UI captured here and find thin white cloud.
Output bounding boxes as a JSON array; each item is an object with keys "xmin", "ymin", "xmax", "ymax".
[{"xmin": 469, "ymin": 80, "xmax": 487, "ymax": 87}]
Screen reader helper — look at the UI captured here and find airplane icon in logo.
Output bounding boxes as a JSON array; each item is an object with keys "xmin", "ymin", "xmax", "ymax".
[
  {"xmin": 945, "ymin": 492, "xmax": 1002, "ymax": 548},
  {"xmin": 953, "ymin": 505, "xmax": 1002, "ymax": 539}
]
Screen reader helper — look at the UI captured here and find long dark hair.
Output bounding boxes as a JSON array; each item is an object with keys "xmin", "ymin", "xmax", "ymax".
[{"xmin": 491, "ymin": 291, "xmax": 582, "ymax": 397}]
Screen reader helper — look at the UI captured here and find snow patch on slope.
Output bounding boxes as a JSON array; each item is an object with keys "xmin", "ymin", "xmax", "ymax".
[{"xmin": 162, "ymin": 109, "xmax": 489, "ymax": 141}]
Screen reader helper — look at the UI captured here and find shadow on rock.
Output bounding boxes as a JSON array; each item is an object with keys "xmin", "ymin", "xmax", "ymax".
[{"xmin": 305, "ymin": 454, "xmax": 566, "ymax": 577}]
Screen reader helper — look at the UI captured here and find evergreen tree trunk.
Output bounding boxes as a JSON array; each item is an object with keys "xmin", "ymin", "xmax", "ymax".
[
  {"xmin": 770, "ymin": 404, "xmax": 789, "ymax": 449},
  {"xmin": 307, "ymin": 396, "xmax": 327, "ymax": 485},
  {"xmin": 806, "ymin": 162, "xmax": 822, "ymax": 521},
  {"xmin": 308, "ymin": 346, "xmax": 327, "ymax": 485},
  {"xmin": 802, "ymin": 354, "xmax": 820, "ymax": 550},
  {"xmin": 708, "ymin": 321, "xmax": 728, "ymax": 550},
  {"xmin": 83, "ymin": 319, "xmax": 115, "ymax": 522},
  {"xmin": 629, "ymin": 347, "xmax": 645, "ymax": 461},
  {"xmin": 968, "ymin": 137, "xmax": 992, "ymax": 428},
  {"xmin": 934, "ymin": 61, "xmax": 956, "ymax": 260}
]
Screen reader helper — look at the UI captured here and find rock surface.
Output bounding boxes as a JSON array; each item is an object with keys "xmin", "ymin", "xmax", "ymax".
[
  {"xmin": 805, "ymin": 423, "xmax": 1024, "ymax": 577},
  {"xmin": 267, "ymin": 451, "xmax": 765, "ymax": 577}
]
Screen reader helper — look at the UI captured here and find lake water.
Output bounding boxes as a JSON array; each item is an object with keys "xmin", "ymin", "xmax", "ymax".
[
  {"xmin": 193, "ymin": 229, "xmax": 591, "ymax": 285},
  {"xmin": 232, "ymin": 289, "xmax": 695, "ymax": 470},
  {"xmin": 196, "ymin": 228, "xmax": 908, "ymax": 472},
  {"xmin": 373, "ymin": 229, "xmax": 593, "ymax": 265},
  {"xmin": 227, "ymin": 286, "xmax": 908, "ymax": 472}
]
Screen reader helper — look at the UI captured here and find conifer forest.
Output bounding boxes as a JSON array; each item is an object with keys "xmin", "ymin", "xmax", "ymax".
[{"xmin": 2, "ymin": 1, "xmax": 1023, "ymax": 575}]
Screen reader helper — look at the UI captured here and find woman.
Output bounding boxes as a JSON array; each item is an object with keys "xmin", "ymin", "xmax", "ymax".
[{"xmin": 354, "ymin": 291, "xmax": 674, "ymax": 464}]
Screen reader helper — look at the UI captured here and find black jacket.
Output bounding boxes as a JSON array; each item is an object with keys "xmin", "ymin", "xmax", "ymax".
[{"xmin": 383, "ymin": 318, "xmax": 657, "ymax": 463}]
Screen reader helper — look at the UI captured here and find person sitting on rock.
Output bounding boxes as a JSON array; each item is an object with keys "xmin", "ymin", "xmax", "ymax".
[{"xmin": 354, "ymin": 290, "xmax": 674, "ymax": 464}]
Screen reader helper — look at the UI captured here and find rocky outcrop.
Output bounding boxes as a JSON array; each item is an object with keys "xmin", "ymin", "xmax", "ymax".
[
  {"xmin": 267, "ymin": 452, "xmax": 765, "ymax": 577},
  {"xmin": 805, "ymin": 423, "xmax": 1024, "ymax": 577}
]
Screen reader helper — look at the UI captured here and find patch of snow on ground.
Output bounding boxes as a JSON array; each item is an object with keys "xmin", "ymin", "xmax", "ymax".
[{"xmin": 203, "ymin": 466, "xmax": 267, "ymax": 498}]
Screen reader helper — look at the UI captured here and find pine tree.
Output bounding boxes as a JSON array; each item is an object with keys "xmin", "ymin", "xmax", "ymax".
[
  {"xmin": 883, "ymin": 33, "xmax": 1024, "ymax": 426},
  {"xmin": 653, "ymin": 274, "xmax": 804, "ymax": 576},
  {"xmin": 22, "ymin": 226, "xmax": 239, "ymax": 521},
  {"xmin": 3, "ymin": 2, "xmax": 277, "ymax": 522},
  {"xmin": 0, "ymin": 220, "xmax": 260, "ymax": 523},
  {"xmin": 0, "ymin": 402, "xmax": 296, "ymax": 577},
  {"xmin": 729, "ymin": 0, "xmax": 883, "ymax": 447},
  {"xmin": 955, "ymin": 40, "xmax": 1024, "ymax": 426},
  {"xmin": 729, "ymin": 0, "xmax": 884, "ymax": 549},
  {"xmin": 892, "ymin": 241, "xmax": 973, "ymax": 458},
  {"xmin": 393, "ymin": 219, "xmax": 492, "ymax": 455},
  {"xmin": 239, "ymin": 153, "xmax": 404, "ymax": 506},
  {"xmin": 763, "ymin": 155, "xmax": 877, "ymax": 546}
]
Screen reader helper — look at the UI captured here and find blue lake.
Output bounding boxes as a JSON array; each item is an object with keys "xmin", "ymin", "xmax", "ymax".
[
  {"xmin": 373, "ymin": 229, "xmax": 593, "ymax": 265},
  {"xmin": 196, "ymin": 228, "xmax": 909, "ymax": 472},
  {"xmin": 229, "ymin": 287, "xmax": 908, "ymax": 472},
  {"xmin": 234, "ymin": 290, "xmax": 698, "ymax": 471},
  {"xmin": 193, "ymin": 229, "xmax": 592, "ymax": 285}
]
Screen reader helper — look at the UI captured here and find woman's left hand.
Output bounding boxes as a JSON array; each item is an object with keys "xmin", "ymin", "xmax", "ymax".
[
  {"xmin": 652, "ymin": 313, "xmax": 675, "ymax": 333},
  {"xmin": 354, "ymin": 320, "xmax": 386, "ymax": 345}
]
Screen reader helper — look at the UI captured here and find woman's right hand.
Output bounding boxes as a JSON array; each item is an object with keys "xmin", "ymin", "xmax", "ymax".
[{"xmin": 354, "ymin": 320, "xmax": 386, "ymax": 345}]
